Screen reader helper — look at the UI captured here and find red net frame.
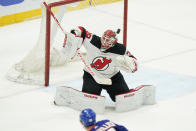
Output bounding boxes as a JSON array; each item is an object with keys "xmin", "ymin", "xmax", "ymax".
[{"xmin": 45, "ymin": 0, "xmax": 128, "ymax": 86}]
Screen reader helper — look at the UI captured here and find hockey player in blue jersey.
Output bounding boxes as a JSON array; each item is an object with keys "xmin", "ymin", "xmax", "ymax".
[{"xmin": 80, "ymin": 108, "xmax": 128, "ymax": 131}]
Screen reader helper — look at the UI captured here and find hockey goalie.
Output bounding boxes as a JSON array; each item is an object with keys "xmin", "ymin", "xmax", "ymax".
[{"xmin": 54, "ymin": 26, "xmax": 156, "ymax": 113}]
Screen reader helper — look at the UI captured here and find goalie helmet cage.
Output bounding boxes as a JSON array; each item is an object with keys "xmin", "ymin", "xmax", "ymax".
[{"xmin": 6, "ymin": 0, "xmax": 128, "ymax": 86}]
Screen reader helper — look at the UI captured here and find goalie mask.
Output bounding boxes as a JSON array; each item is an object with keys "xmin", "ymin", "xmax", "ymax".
[{"xmin": 101, "ymin": 30, "xmax": 117, "ymax": 49}]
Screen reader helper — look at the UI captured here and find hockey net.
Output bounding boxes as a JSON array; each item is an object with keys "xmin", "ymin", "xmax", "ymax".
[{"xmin": 6, "ymin": 0, "xmax": 128, "ymax": 86}]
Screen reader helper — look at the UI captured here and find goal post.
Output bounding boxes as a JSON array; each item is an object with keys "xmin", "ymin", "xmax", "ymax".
[
  {"xmin": 44, "ymin": 0, "xmax": 84, "ymax": 86},
  {"xmin": 123, "ymin": 0, "xmax": 128, "ymax": 47},
  {"xmin": 6, "ymin": 0, "xmax": 128, "ymax": 87}
]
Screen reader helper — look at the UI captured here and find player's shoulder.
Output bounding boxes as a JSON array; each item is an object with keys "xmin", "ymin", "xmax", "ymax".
[
  {"xmin": 89, "ymin": 34, "xmax": 102, "ymax": 49},
  {"xmin": 97, "ymin": 119, "xmax": 110, "ymax": 124},
  {"xmin": 94, "ymin": 120, "xmax": 111, "ymax": 127},
  {"xmin": 105, "ymin": 43, "xmax": 126, "ymax": 55}
]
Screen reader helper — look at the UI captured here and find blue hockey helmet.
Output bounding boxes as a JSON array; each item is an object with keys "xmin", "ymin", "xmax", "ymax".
[{"xmin": 80, "ymin": 108, "xmax": 96, "ymax": 127}]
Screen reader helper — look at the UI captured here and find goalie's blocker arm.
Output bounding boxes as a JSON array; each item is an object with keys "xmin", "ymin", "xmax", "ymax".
[{"xmin": 115, "ymin": 51, "xmax": 138, "ymax": 73}]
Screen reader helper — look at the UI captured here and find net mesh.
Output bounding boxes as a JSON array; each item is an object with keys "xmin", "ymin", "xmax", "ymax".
[{"xmin": 6, "ymin": 0, "xmax": 123, "ymax": 85}]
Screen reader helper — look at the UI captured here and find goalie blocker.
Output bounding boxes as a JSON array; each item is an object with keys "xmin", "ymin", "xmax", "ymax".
[{"xmin": 54, "ymin": 85, "xmax": 156, "ymax": 113}]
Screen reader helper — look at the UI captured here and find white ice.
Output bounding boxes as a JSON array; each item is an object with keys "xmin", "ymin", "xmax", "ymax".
[{"xmin": 0, "ymin": 0, "xmax": 196, "ymax": 131}]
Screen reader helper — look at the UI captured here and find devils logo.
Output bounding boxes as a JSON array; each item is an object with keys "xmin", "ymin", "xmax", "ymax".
[{"xmin": 90, "ymin": 56, "xmax": 112, "ymax": 71}]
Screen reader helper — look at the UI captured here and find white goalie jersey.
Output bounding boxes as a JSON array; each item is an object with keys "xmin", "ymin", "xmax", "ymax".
[{"xmin": 62, "ymin": 26, "xmax": 138, "ymax": 79}]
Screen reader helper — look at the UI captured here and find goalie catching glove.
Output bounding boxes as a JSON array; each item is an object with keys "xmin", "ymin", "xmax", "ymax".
[
  {"xmin": 61, "ymin": 32, "xmax": 83, "ymax": 60},
  {"xmin": 61, "ymin": 26, "xmax": 90, "ymax": 60},
  {"xmin": 115, "ymin": 51, "xmax": 138, "ymax": 73}
]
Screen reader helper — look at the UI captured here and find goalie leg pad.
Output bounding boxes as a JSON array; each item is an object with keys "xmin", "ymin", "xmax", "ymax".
[
  {"xmin": 115, "ymin": 85, "xmax": 156, "ymax": 112},
  {"xmin": 134, "ymin": 85, "xmax": 156, "ymax": 105},
  {"xmin": 115, "ymin": 89, "xmax": 143, "ymax": 112},
  {"xmin": 54, "ymin": 86, "xmax": 71, "ymax": 106},
  {"xmin": 138, "ymin": 85, "xmax": 156, "ymax": 105},
  {"xmin": 54, "ymin": 86, "xmax": 106, "ymax": 114}
]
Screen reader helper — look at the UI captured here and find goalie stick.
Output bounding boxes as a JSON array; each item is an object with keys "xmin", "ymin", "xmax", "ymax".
[{"xmin": 43, "ymin": 1, "xmax": 112, "ymax": 85}]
